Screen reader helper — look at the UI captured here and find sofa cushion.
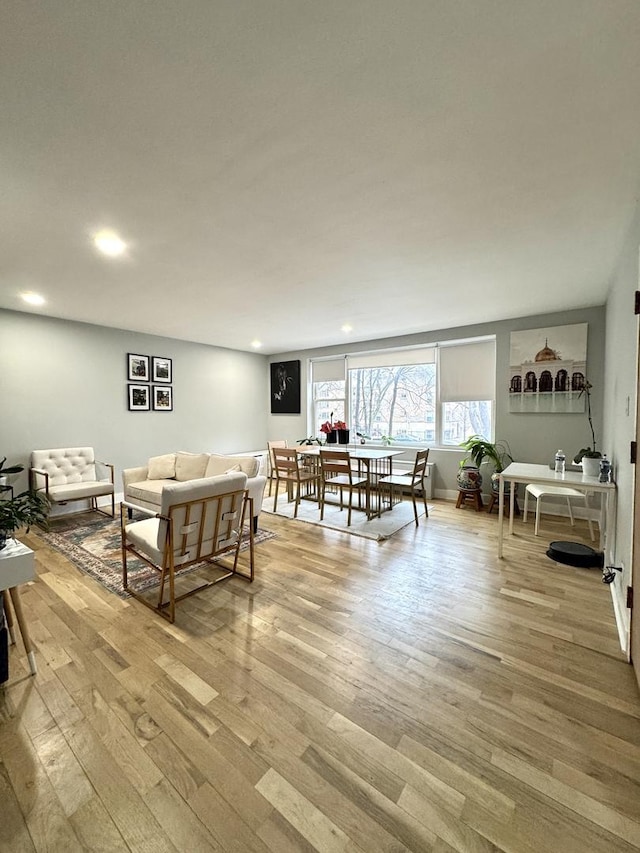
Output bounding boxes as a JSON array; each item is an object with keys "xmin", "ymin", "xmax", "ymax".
[
  {"xmin": 175, "ymin": 452, "xmax": 209, "ymax": 481},
  {"xmin": 205, "ymin": 453, "xmax": 259, "ymax": 479},
  {"xmin": 147, "ymin": 453, "xmax": 176, "ymax": 480},
  {"xmin": 127, "ymin": 479, "xmax": 174, "ymax": 506}
]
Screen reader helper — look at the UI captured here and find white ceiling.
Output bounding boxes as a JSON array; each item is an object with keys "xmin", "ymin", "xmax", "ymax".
[{"xmin": 2, "ymin": 2, "xmax": 640, "ymax": 354}]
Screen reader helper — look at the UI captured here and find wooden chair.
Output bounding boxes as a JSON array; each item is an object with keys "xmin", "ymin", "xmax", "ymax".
[
  {"xmin": 120, "ymin": 472, "xmax": 253, "ymax": 623},
  {"xmin": 379, "ymin": 448, "xmax": 430, "ymax": 525},
  {"xmin": 272, "ymin": 447, "xmax": 319, "ymax": 518},
  {"xmin": 267, "ymin": 440, "xmax": 287, "ymax": 497},
  {"xmin": 319, "ymin": 449, "xmax": 369, "ymax": 526}
]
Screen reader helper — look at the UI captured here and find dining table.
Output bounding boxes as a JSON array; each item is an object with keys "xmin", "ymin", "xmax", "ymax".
[
  {"xmin": 296, "ymin": 445, "xmax": 405, "ymax": 517},
  {"xmin": 497, "ymin": 462, "xmax": 617, "ymax": 559}
]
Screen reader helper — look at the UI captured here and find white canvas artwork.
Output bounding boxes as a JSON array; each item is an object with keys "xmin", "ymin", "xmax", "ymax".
[{"xmin": 508, "ymin": 323, "xmax": 588, "ymax": 413}]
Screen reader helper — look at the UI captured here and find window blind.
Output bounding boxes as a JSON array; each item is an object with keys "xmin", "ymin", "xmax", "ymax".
[
  {"xmin": 439, "ymin": 340, "xmax": 496, "ymax": 402},
  {"xmin": 347, "ymin": 347, "xmax": 436, "ymax": 370},
  {"xmin": 311, "ymin": 358, "xmax": 346, "ymax": 383}
]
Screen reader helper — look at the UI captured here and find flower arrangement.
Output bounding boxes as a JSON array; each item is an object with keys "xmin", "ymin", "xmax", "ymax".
[{"xmin": 320, "ymin": 419, "xmax": 347, "ymax": 434}]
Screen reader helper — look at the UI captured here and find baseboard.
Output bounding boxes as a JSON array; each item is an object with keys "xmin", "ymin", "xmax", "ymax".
[{"xmin": 610, "ymin": 581, "xmax": 631, "ymax": 657}]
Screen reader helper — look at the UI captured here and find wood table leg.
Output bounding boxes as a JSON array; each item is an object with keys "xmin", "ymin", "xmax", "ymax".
[
  {"xmin": 2, "ymin": 590, "xmax": 16, "ymax": 644},
  {"xmin": 8, "ymin": 587, "xmax": 37, "ymax": 675}
]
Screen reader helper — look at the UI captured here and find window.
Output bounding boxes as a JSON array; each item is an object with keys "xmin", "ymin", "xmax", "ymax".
[{"xmin": 311, "ymin": 338, "xmax": 495, "ymax": 446}]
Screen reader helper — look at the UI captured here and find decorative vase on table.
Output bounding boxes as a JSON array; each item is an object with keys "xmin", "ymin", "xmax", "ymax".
[
  {"xmin": 457, "ymin": 464, "xmax": 482, "ymax": 492},
  {"xmin": 581, "ymin": 456, "xmax": 601, "ymax": 477}
]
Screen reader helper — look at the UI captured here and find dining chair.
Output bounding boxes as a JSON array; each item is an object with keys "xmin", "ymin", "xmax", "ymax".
[
  {"xmin": 272, "ymin": 447, "xmax": 319, "ymax": 517},
  {"xmin": 379, "ymin": 448, "xmax": 430, "ymax": 525},
  {"xmin": 319, "ymin": 449, "xmax": 369, "ymax": 526},
  {"xmin": 267, "ymin": 440, "xmax": 287, "ymax": 497}
]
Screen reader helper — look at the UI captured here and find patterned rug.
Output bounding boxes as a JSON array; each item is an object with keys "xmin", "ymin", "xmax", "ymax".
[{"xmin": 38, "ymin": 513, "xmax": 275, "ymax": 598}]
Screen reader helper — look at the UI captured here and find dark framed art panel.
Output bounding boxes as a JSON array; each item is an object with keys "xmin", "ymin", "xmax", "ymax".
[
  {"xmin": 152, "ymin": 385, "xmax": 173, "ymax": 411},
  {"xmin": 270, "ymin": 360, "xmax": 301, "ymax": 414},
  {"xmin": 128, "ymin": 384, "xmax": 150, "ymax": 411},
  {"xmin": 127, "ymin": 353, "xmax": 149, "ymax": 382},
  {"xmin": 152, "ymin": 356, "xmax": 172, "ymax": 383}
]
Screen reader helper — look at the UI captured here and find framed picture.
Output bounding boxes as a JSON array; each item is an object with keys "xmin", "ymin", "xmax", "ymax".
[
  {"xmin": 127, "ymin": 353, "xmax": 150, "ymax": 382},
  {"xmin": 152, "ymin": 356, "xmax": 172, "ymax": 383},
  {"xmin": 270, "ymin": 359, "xmax": 301, "ymax": 414},
  {"xmin": 508, "ymin": 323, "xmax": 588, "ymax": 413},
  {"xmin": 128, "ymin": 384, "xmax": 150, "ymax": 411},
  {"xmin": 153, "ymin": 385, "xmax": 173, "ymax": 412}
]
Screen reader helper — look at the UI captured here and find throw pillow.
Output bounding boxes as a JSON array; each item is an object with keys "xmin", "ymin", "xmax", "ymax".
[
  {"xmin": 175, "ymin": 451, "xmax": 209, "ymax": 481},
  {"xmin": 206, "ymin": 453, "xmax": 259, "ymax": 478},
  {"xmin": 224, "ymin": 464, "xmax": 242, "ymax": 473},
  {"xmin": 147, "ymin": 453, "xmax": 176, "ymax": 480}
]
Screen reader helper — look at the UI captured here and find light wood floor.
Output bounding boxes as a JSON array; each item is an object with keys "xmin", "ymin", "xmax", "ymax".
[{"xmin": 2, "ymin": 499, "xmax": 639, "ymax": 853}]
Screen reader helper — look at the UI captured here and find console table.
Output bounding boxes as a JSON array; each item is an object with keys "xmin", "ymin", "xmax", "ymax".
[
  {"xmin": 0, "ymin": 538, "xmax": 37, "ymax": 676},
  {"xmin": 497, "ymin": 462, "xmax": 616, "ymax": 559}
]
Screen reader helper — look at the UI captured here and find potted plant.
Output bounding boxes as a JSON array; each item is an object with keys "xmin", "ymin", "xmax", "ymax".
[
  {"xmin": 0, "ymin": 489, "xmax": 50, "ymax": 550},
  {"xmin": 459, "ymin": 435, "xmax": 514, "ymax": 493},
  {"xmin": 573, "ymin": 380, "xmax": 601, "ymax": 476},
  {"xmin": 0, "ymin": 457, "xmax": 25, "ymax": 489}
]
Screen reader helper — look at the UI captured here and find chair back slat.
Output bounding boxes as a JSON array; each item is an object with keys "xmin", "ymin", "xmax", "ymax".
[
  {"xmin": 320, "ymin": 449, "xmax": 353, "ymax": 480},
  {"xmin": 411, "ymin": 449, "xmax": 430, "ymax": 485}
]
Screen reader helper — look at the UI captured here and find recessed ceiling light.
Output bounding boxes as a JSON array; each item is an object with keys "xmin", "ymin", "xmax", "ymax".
[
  {"xmin": 93, "ymin": 229, "xmax": 127, "ymax": 257},
  {"xmin": 251, "ymin": 340, "xmax": 262, "ymax": 349},
  {"xmin": 341, "ymin": 324, "xmax": 353, "ymax": 333},
  {"xmin": 21, "ymin": 291, "xmax": 46, "ymax": 306}
]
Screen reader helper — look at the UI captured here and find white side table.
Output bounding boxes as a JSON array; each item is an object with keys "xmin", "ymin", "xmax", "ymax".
[{"xmin": 0, "ymin": 538, "xmax": 37, "ymax": 676}]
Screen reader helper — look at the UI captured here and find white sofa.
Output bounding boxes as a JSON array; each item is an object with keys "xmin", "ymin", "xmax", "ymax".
[{"xmin": 122, "ymin": 451, "xmax": 267, "ymax": 531}]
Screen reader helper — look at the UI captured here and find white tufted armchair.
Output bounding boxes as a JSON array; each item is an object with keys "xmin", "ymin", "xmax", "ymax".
[{"xmin": 30, "ymin": 447, "xmax": 115, "ymax": 518}]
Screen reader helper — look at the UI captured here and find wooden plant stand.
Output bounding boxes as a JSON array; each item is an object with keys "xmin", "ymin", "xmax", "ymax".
[{"xmin": 456, "ymin": 489, "xmax": 484, "ymax": 511}]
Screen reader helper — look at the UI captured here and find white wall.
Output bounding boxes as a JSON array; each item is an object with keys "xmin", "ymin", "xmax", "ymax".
[
  {"xmin": 602, "ymin": 205, "xmax": 640, "ymax": 650},
  {"xmin": 0, "ymin": 310, "xmax": 268, "ymax": 494},
  {"xmin": 267, "ymin": 305, "xmax": 606, "ymax": 496}
]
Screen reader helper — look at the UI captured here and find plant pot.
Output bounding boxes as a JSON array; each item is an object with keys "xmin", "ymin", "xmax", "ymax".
[
  {"xmin": 337, "ymin": 429, "xmax": 350, "ymax": 445},
  {"xmin": 581, "ymin": 456, "xmax": 601, "ymax": 477},
  {"xmin": 457, "ymin": 464, "xmax": 482, "ymax": 492},
  {"xmin": 325, "ymin": 432, "xmax": 337, "ymax": 444},
  {"xmin": 0, "ymin": 531, "xmax": 7, "ymax": 551},
  {"xmin": 490, "ymin": 473, "xmax": 516, "ymax": 496}
]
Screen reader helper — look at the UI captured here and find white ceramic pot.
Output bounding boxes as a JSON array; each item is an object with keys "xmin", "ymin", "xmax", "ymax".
[{"xmin": 581, "ymin": 456, "xmax": 601, "ymax": 477}]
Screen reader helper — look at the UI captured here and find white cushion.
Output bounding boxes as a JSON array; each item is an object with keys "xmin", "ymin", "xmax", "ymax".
[
  {"xmin": 31, "ymin": 447, "xmax": 97, "ymax": 485},
  {"xmin": 41, "ymin": 481, "xmax": 114, "ymax": 502},
  {"xmin": 126, "ymin": 479, "xmax": 174, "ymax": 506},
  {"xmin": 147, "ymin": 453, "xmax": 176, "ymax": 480},
  {"xmin": 205, "ymin": 453, "xmax": 259, "ymax": 479},
  {"xmin": 225, "ymin": 464, "xmax": 242, "ymax": 473},
  {"xmin": 175, "ymin": 452, "xmax": 209, "ymax": 481}
]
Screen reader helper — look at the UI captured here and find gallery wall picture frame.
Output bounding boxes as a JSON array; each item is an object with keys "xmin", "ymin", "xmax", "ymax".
[
  {"xmin": 152, "ymin": 356, "xmax": 172, "ymax": 383},
  {"xmin": 270, "ymin": 359, "xmax": 301, "ymax": 414},
  {"xmin": 127, "ymin": 353, "xmax": 150, "ymax": 382},
  {"xmin": 128, "ymin": 384, "xmax": 150, "ymax": 411},
  {"xmin": 152, "ymin": 385, "xmax": 173, "ymax": 412}
]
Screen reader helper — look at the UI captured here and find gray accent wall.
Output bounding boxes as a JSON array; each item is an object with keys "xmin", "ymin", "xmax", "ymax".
[
  {"xmin": 267, "ymin": 305, "xmax": 606, "ymax": 497},
  {"xmin": 1, "ymin": 309, "xmax": 268, "ymax": 494}
]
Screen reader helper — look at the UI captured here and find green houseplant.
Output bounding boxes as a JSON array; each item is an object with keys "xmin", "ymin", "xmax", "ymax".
[
  {"xmin": 459, "ymin": 435, "xmax": 514, "ymax": 493},
  {"xmin": 0, "ymin": 489, "xmax": 50, "ymax": 550}
]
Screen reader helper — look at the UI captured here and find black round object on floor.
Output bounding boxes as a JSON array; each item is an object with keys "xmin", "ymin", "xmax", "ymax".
[{"xmin": 546, "ymin": 541, "xmax": 604, "ymax": 568}]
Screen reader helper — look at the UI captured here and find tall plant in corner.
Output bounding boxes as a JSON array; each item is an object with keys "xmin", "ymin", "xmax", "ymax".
[{"xmin": 573, "ymin": 380, "xmax": 601, "ymax": 463}]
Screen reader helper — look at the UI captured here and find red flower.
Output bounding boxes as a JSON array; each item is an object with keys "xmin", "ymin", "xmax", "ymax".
[
  {"xmin": 334, "ymin": 420, "xmax": 347, "ymax": 430},
  {"xmin": 320, "ymin": 421, "xmax": 334, "ymax": 434}
]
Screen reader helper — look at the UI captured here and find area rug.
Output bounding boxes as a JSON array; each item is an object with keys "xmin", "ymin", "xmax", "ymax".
[
  {"xmin": 264, "ymin": 491, "xmax": 430, "ymax": 540},
  {"xmin": 38, "ymin": 514, "xmax": 275, "ymax": 598}
]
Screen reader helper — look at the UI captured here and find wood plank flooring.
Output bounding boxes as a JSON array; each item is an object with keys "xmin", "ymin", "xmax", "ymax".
[{"xmin": 1, "ymin": 499, "xmax": 639, "ymax": 852}]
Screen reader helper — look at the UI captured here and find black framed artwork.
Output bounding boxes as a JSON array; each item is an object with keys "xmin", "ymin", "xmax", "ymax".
[
  {"xmin": 127, "ymin": 353, "xmax": 150, "ymax": 382},
  {"xmin": 128, "ymin": 384, "xmax": 150, "ymax": 411},
  {"xmin": 152, "ymin": 385, "xmax": 173, "ymax": 411},
  {"xmin": 152, "ymin": 356, "xmax": 172, "ymax": 383},
  {"xmin": 270, "ymin": 360, "xmax": 301, "ymax": 414}
]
